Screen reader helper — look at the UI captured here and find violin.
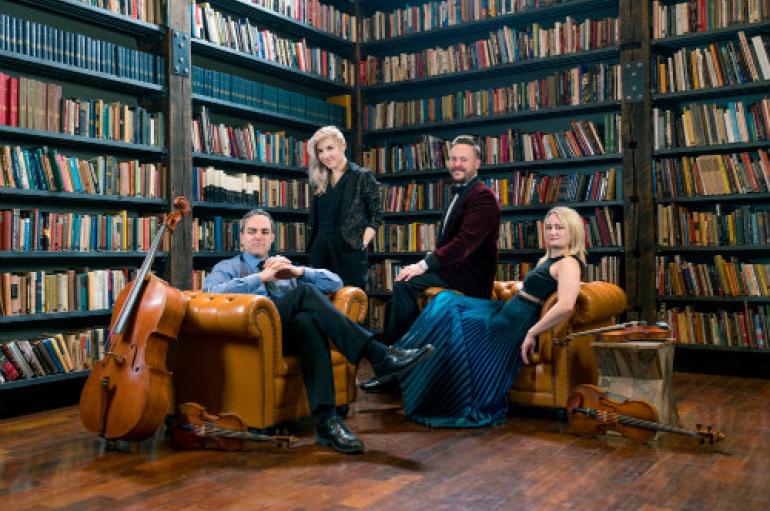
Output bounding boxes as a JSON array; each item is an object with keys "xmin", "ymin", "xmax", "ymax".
[
  {"xmin": 567, "ymin": 384, "xmax": 725, "ymax": 444},
  {"xmin": 170, "ymin": 402, "xmax": 296, "ymax": 451},
  {"xmin": 79, "ymin": 197, "xmax": 191, "ymax": 440},
  {"xmin": 599, "ymin": 322, "xmax": 670, "ymax": 342}
]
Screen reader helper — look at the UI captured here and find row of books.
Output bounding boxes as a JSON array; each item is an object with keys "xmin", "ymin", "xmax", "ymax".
[
  {"xmin": 653, "ymin": 32, "xmax": 770, "ymax": 94},
  {"xmin": 363, "ymin": 116, "xmax": 620, "ymax": 175},
  {"xmin": 364, "ymin": 63, "xmax": 622, "ymax": 130},
  {"xmin": 499, "ymin": 207, "xmax": 622, "ymax": 249},
  {"xmin": 652, "ymin": 97, "xmax": 770, "ymax": 150},
  {"xmin": 365, "ymin": 255, "xmax": 620, "ymax": 293},
  {"xmin": 0, "ymin": 74, "xmax": 164, "ymax": 146},
  {"xmin": 0, "ymin": 14, "xmax": 165, "ymax": 85},
  {"xmin": 367, "ymin": 297, "xmax": 387, "ymax": 332},
  {"xmin": 192, "ymin": 67, "xmax": 346, "ymax": 126},
  {"xmin": 656, "ymin": 254, "xmax": 770, "ymax": 297},
  {"xmin": 380, "ymin": 179, "xmax": 451, "ymax": 213},
  {"xmin": 488, "ymin": 168, "xmax": 618, "ymax": 206},
  {"xmin": 192, "ymin": 106, "xmax": 309, "ymax": 166},
  {"xmin": 365, "ymin": 258, "xmax": 405, "ymax": 292},
  {"xmin": 191, "ymin": 2, "xmax": 354, "ymax": 85},
  {"xmin": 372, "ymin": 222, "xmax": 437, "ymax": 253},
  {"xmin": 359, "ymin": 16, "xmax": 619, "ymax": 85},
  {"xmin": 371, "ymin": 207, "xmax": 621, "ymax": 254},
  {"xmin": 80, "ymin": 0, "xmax": 164, "ymax": 24},
  {"xmin": 360, "ymin": 0, "xmax": 567, "ymax": 42},
  {"xmin": 663, "ymin": 305, "xmax": 769, "ymax": 349},
  {"xmin": 653, "ymin": 150, "xmax": 770, "ymax": 198},
  {"xmin": 656, "ymin": 203, "xmax": 770, "ymax": 246},
  {"xmin": 0, "ymin": 328, "xmax": 107, "ymax": 384},
  {"xmin": 192, "ymin": 269, "xmax": 209, "ymax": 292},
  {"xmin": 380, "ymin": 169, "xmax": 617, "ymax": 213},
  {"xmin": 0, "ymin": 209, "xmax": 169, "ymax": 252},
  {"xmin": 192, "ymin": 217, "xmax": 306, "ymax": 252},
  {"xmin": 249, "ymin": 0, "xmax": 358, "ymax": 41},
  {"xmin": 0, "ymin": 269, "xmax": 130, "ymax": 316},
  {"xmin": 193, "ymin": 166, "xmax": 310, "ymax": 208},
  {"xmin": 651, "ymin": 0, "xmax": 770, "ymax": 40},
  {"xmin": 0, "ymin": 145, "xmax": 166, "ymax": 198}
]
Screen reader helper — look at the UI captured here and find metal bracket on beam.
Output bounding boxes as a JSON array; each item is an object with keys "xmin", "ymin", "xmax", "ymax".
[
  {"xmin": 172, "ymin": 30, "xmax": 190, "ymax": 77},
  {"xmin": 622, "ymin": 61, "xmax": 645, "ymax": 102}
]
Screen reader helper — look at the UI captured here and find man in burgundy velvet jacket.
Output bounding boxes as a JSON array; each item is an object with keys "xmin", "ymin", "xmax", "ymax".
[{"xmin": 381, "ymin": 135, "xmax": 501, "ymax": 345}]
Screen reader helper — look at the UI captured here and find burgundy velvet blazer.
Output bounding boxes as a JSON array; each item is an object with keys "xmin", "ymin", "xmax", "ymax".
[{"xmin": 429, "ymin": 181, "xmax": 500, "ymax": 299}]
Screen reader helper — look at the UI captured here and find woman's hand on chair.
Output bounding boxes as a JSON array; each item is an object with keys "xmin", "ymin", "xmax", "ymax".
[{"xmin": 521, "ymin": 332, "xmax": 537, "ymax": 365}]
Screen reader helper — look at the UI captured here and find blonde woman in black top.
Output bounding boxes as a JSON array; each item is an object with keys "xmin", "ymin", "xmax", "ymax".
[{"xmin": 306, "ymin": 126, "xmax": 382, "ymax": 289}]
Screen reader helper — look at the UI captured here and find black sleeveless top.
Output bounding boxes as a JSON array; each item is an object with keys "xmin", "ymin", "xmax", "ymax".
[{"xmin": 521, "ymin": 256, "xmax": 565, "ymax": 302}]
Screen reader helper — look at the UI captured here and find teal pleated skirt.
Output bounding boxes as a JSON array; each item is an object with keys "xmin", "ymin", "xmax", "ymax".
[{"xmin": 396, "ymin": 291, "xmax": 540, "ymax": 428}]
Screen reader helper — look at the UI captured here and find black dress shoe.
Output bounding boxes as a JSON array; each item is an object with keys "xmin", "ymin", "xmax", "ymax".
[
  {"xmin": 359, "ymin": 376, "xmax": 400, "ymax": 394},
  {"xmin": 316, "ymin": 416, "xmax": 364, "ymax": 454},
  {"xmin": 371, "ymin": 344, "xmax": 434, "ymax": 385}
]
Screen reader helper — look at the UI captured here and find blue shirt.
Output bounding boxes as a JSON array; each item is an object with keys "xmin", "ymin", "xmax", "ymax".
[{"xmin": 202, "ymin": 252, "xmax": 343, "ymax": 298}]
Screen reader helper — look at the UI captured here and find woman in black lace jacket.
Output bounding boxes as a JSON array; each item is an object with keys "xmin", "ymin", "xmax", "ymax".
[{"xmin": 306, "ymin": 126, "xmax": 382, "ymax": 289}]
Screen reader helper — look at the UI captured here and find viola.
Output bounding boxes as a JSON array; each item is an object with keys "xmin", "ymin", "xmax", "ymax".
[
  {"xmin": 79, "ymin": 197, "xmax": 190, "ymax": 440},
  {"xmin": 567, "ymin": 384, "xmax": 724, "ymax": 444},
  {"xmin": 170, "ymin": 402, "xmax": 296, "ymax": 451}
]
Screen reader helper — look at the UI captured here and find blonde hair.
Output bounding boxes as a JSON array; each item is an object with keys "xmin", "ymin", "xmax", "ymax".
[
  {"xmin": 537, "ymin": 206, "xmax": 587, "ymax": 266},
  {"xmin": 307, "ymin": 125, "xmax": 347, "ymax": 195}
]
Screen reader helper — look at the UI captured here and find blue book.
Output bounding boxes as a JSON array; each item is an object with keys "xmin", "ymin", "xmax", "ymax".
[
  {"xmin": 68, "ymin": 158, "xmax": 83, "ymax": 192},
  {"xmin": 214, "ymin": 216, "xmax": 223, "ymax": 252},
  {"xmin": 41, "ymin": 339, "xmax": 64, "ymax": 373}
]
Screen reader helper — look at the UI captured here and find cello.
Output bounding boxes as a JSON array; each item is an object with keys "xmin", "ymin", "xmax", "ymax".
[{"xmin": 79, "ymin": 197, "xmax": 190, "ymax": 440}]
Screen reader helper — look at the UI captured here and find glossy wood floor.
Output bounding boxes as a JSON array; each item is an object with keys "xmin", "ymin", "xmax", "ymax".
[{"xmin": 1, "ymin": 370, "xmax": 769, "ymax": 511}]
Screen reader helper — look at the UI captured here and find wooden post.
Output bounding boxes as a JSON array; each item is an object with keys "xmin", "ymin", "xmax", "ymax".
[
  {"xmin": 619, "ymin": 0, "xmax": 656, "ymax": 322},
  {"xmin": 352, "ymin": 0, "xmax": 363, "ymax": 163},
  {"xmin": 165, "ymin": 0, "xmax": 193, "ymax": 290}
]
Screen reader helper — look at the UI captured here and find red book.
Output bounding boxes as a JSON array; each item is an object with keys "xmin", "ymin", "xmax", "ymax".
[
  {"xmin": 0, "ymin": 210, "xmax": 11, "ymax": 250},
  {"xmin": 8, "ymin": 77, "xmax": 19, "ymax": 127},
  {"xmin": 0, "ymin": 73, "xmax": 8, "ymax": 125}
]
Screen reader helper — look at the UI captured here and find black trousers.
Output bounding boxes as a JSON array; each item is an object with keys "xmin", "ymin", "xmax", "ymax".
[
  {"xmin": 383, "ymin": 271, "xmax": 450, "ymax": 345},
  {"xmin": 272, "ymin": 284, "xmax": 373, "ymax": 414},
  {"xmin": 309, "ymin": 233, "xmax": 368, "ymax": 289}
]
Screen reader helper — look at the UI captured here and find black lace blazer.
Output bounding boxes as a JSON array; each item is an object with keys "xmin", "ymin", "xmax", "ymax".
[{"xmin": 307, "ymin": 162, "xmax": 383, "ymax": 251}]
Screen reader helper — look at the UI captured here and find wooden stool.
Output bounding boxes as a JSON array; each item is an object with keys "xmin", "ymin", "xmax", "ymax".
[{"xmin": 591, "ymin": 339, "xmax": 679, "ymax": 428}]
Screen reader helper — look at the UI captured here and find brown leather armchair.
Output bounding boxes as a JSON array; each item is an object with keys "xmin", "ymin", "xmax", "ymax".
[
  {"xmin": 421, "ymin": 280, "xmax": 627, "ymax": 409},
  {"xmin": 172, "ymin": 287, "xmax": 366, "ymax": 429}
]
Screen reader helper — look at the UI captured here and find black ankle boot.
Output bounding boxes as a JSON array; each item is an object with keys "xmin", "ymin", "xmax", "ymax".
[{"xmin": 316, "ymin": 416, "xmax": 364, "ymax": 454}]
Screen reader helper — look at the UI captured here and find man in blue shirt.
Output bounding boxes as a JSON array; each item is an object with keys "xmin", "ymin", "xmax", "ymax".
[{"xmin": 204, "ymin": 209, "xmax": 432, "ymax": 454}]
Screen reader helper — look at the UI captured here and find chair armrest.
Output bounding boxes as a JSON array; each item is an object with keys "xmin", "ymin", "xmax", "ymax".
[
  {"xmin": 330, "ymin": 286, "xmax": 368, "ymax": 324},
  {"xmin": 492, "ymin": 281, "xmax": 521, "ymax": 300},
  {"xmin": 537, "ymin": 282, "xmax": 627, "ymax": 359},
  {"xmin": 417, "ymin": 286, "xmax": 451, "ymax": 311}
]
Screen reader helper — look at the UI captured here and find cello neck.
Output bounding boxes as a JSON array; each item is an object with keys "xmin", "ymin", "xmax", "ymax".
[
  {"xmin": 575, "ymin": 407, "xmax": 705, "ymax": 440},
  {"xmin": 111, "ymin": 222, "xmax": 169, "ymax": 335}
]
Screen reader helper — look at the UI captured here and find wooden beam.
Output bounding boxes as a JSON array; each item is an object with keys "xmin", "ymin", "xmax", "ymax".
[{"xmin": 165, "ymin": 0, "xmax": 193, "ymax": 290}]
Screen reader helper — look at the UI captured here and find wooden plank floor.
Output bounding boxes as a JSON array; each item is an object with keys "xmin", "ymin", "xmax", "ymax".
[{"xmin": 1, "ymin": 371, "xmax": 769, "ymax": 511}]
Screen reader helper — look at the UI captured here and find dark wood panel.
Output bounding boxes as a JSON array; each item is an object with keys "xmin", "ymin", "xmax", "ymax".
[{"xmin": 166, "ymin": 0, "xmax": 193, "ymax": 290}]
